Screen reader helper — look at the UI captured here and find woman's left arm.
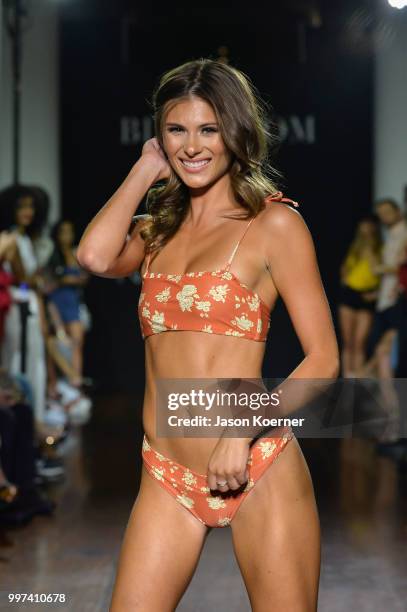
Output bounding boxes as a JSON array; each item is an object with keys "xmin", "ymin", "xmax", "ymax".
[
  {"xmin": 264, "ymin": 204, "xmax": 340, "ymax": 379},
  {"xmin": 207, "ymin": 204, "xmax": 340, "ymax": 492}
]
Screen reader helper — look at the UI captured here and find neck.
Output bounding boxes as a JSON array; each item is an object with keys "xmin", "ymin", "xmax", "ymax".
[{"xmin": 185, "ymin": 174, "xmax": 241, "ymax": 227}]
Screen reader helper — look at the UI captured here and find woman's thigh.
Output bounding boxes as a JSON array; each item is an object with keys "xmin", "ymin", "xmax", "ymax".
[
  {"xmin": 109, "ymin": 464, "xmax": 209, "ymax": 612},
  {"xmin": 230, "ymin": 437, "xmax": 320, "ymax": 612}
]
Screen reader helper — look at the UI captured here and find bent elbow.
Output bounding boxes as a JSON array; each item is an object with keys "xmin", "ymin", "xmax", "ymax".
[{"xmin": 76, "ymin": 247, "xmax": 109, "ymax": 275}]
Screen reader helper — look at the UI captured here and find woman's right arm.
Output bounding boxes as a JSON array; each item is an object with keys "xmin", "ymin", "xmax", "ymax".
[
  {"xmin": 0, "ymin": 232, "xmax": 26, "ymax": 283},
  {"xmin": 76, "ymin": 139, "xmax": 170, "ymax": 278}
]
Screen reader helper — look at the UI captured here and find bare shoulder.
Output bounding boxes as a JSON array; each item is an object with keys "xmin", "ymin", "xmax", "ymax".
[
  {"xmin": 259, "ymin": 202, "xmax": 307, "ymax": 238},
  {"xmin": 256, "ymin": 201, "xmax": 318, "ymax": 269}
]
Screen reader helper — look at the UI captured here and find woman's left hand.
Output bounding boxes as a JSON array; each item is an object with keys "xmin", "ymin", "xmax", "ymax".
[{"xmin": 207, "ymin": 437, "xmax": 251, "ymax": 492}]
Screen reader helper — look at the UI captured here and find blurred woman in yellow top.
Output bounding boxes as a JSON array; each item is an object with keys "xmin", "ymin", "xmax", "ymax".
[{"xmin": 338, "ymin": 216, "xmax": 382, "ymax": 377}]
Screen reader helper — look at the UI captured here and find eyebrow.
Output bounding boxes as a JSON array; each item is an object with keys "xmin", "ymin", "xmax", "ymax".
[{"xmin": 165, "ymin": 122, "xmax": 218, "ymax": 128}]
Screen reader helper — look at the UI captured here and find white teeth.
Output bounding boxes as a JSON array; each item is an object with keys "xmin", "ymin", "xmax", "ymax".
[{"xmin": 182, "ymin": 159, "xmax": 210, "ymax": 168}]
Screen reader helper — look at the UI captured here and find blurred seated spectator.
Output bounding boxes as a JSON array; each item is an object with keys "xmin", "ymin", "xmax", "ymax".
[
  {"xmin": 0, "ymin": 369, "xmax": 56, "ymax": 526},
  {"xmin": 37, "ymin": 257, "xmax": 93, "ymax": 427},
  {"xmin": 47, "ymin": 220, "xmax": 90, "ymax": 387}
]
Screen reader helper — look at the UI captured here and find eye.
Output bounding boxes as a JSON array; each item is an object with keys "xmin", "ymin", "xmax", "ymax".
[
  {"xmin": 202, "ymin": 127, "xmax": 218, "ymax": 133},
  {"xmin": 167, "ymin": 126, "xmax": 183, "ymax": 133}
]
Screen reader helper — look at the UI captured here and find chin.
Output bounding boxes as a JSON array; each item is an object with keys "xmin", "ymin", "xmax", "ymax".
[
  {"xmin": 183, "ymin": 173, "xmax": 212, "ymax": 183},
  {"xmin": 185, "ymin": 177, "xmax": 218, "ymax": 191},
  {"xmin": 183, "ymin": 168, "xmax": 225, "ymax": 184}
]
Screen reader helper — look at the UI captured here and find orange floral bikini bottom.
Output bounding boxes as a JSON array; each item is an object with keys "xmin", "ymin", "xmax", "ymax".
[{"xmin": 141, "ymin": 429, "xmax": 294, "ymax": 528}]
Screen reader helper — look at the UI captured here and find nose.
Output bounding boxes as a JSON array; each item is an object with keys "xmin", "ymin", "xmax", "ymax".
[{"xmin": 183, "ymin": 132, "xmax": 203, "ymax": 157}]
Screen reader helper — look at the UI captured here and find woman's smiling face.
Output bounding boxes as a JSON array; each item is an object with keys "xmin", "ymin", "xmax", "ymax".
[
  {"xmin": 162, "ymin": 96, "xmax": 232, "ymax": 189},
  {"xmin": 15, "ymin": 196, "xmax": 35, "ymax": 227}
]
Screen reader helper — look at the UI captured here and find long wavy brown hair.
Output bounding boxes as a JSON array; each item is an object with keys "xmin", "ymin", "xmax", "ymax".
[{"xmin": 141, "ymin": 58, "xmax": 282, "ymax": 253}]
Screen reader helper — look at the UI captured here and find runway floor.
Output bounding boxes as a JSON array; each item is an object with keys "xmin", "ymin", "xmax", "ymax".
[{"xmin": 1, "ymin": 392, "xmax": 406, "ymax": 611}]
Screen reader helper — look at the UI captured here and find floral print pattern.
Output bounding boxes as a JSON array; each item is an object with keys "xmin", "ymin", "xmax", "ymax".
[
  {"xmin": 138, "ymin": 269, "xmax": 271, "ymax": 341},
  {"xmin": 259, "ymin": 440, "xmax": 277, "ymax": 459},
  {"xmin": 141, "ymin": 429, "xmax": 294, "ymax": 528}
]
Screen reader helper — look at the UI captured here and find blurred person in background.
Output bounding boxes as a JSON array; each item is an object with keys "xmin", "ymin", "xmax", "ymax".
[
  {"xmin": 47, "ymin": 220, "xmax": 90, "ymax": 388},
  {"xmin": 338, "ymin": 216, "xmax": 382, "ymax": 377},
  {"xmin": 0, "ymin": 368, "xmax": 56, "ymax": 526},
  {"xmin": 0, "ymin": 186, "xmax": 52, "ymax": 425},
  {"xmin": 0, "ymin": 370, "xmax": 30, "ymax": 506},
  {"xmin": 0, "ymin": 230, "xmax": 19, "ymax": 345},
  {"xmin": 357, "ymin": 199, "xmax": 407, "ymax": 445},
  {"xmin": 41, "ymin": 220, "xmax": 93, "ymax": 428},
  {"xmin": 0, "ymin": 374, "xmax": 20, "ymax": 511},
  {"xmin": 41, "ymin": 277, "xmax": 93, "ymax": 428},
  {"xmin": 360, "ymin": 199, "xmax": 407, "ymax": 378}
]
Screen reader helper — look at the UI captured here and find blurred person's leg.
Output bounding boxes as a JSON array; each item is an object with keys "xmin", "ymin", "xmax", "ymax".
[
  {"xmin": 46, "ymin": 340, "xmax": 58, "ymax": 398},
  {"xmin": 356, "ymin": 309, "xmax": 386, "ymax": 377},
  {"xmin": 376, "ymin": 331, "xmax": 399, "ymax": 427},
  {"xmin": 353, "ymin": 308, "xmax": 375, "ymax": 373},
  {"xmin": 375, "ymin": 329, "xmax": 397, "ymax": 379},
  {"xmin": 44, "ymin": 332, "xmax": 92, "ymax": 426},
  {"xmin": 338, "ymin": 303, "xmax": 357, "ymax": 377},
  {"xmin": 46, "ymin": 336, "xmax": 77, "ymax": 385},
  {"xmin": 65, "ymin": 320, "xmax": 84, "ymax": 384}
]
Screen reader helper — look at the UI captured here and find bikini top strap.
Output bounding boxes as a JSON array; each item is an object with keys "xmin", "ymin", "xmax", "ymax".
[
  {"xmin": 224, "ymin": 193, "xmax": 299, "ymax": 272},
  {"xmin": 265, "ymin": 191, "xmax": 300, "ymax": 208},
  {"xmin": 143, "ymin": 250, "xmax": 151, "ymax": 277},
  {"xmin": 225, "ymin": 216, "xmax": 256, "ymax": 272}
]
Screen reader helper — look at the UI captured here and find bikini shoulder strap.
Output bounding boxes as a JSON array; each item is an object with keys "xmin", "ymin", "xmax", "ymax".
[
  {"xmin": 225, "ymin": 216, "xmax": 256, "ymax": 272},
  {"xmin": 143, "ymin": 250, "xmax": 151, "ymax": 277},
  {"xmin": 224, "ymin": 193, "xmax": 299, "ymax": 272}
]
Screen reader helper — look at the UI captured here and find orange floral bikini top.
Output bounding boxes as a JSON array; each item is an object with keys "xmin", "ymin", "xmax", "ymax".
[{"xmin": 138, "ymin": 192, "xmax": 299, "ymax": 342}]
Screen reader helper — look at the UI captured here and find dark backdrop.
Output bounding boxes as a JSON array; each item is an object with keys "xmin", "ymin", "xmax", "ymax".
[{"xmin": 59, "ymin": 0, "xmax": 374, "ymax": 390}]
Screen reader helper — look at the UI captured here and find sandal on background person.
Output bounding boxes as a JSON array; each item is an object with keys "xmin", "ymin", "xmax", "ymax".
[{"xmin": 55, "ymin": 378, "xmax": 93, "ymax": 426}]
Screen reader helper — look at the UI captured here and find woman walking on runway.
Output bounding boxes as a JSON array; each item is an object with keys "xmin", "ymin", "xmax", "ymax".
[{"xmin": 77, "ymin": 59, "xmax": 339, "ymax": 611}]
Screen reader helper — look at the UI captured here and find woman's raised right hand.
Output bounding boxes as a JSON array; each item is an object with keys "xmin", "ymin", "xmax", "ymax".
[{"xmin": 140, "ymin": 137, "xmax": 172, "ymax": 182}]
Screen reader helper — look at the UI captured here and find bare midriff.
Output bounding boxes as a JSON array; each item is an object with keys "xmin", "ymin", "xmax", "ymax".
[{"xmin": 142, "ymin": 330, "xmax": 266, "ymax": 474}]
